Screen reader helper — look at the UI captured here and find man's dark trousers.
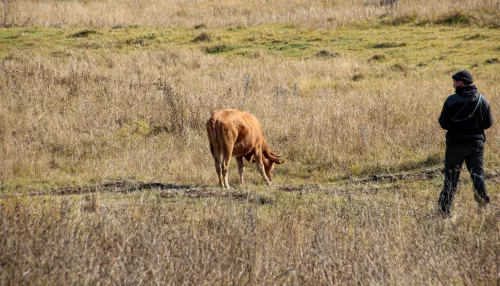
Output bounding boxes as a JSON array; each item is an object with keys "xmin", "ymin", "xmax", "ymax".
[{"xmin": 438, "ymin": 145, "xmax": 490, "ymax": 214}]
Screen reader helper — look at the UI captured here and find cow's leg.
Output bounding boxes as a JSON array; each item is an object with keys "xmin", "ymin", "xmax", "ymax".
[
  {"xmin": 216, "ymin": 164, "xmax": 224, "ymax": 189},
  {"xmin": 222, "ymin": 150, "xmax": 232, "ymax": 189},
  {"xmin": 208, "ymin": 141, "xmax": 223, "ymax": 188},
  {"xmin": 218, "ymin": 125, "xmax": 236, "ymax": 189},
  {"xmin": 255, "ymin": 152, "xmax": 271, "ymax": 186},
  {"xmin": 236, "ymin": 157, "xmax": 245, "ymax": 185},
  {"xmin": 214, "ymin": 148, "xmax": 224, "ymax": 188}
]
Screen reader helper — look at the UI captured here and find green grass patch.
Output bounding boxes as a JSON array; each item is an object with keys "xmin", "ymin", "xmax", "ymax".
[
  {"xmin": 22, "ymin": 29, "xmax": 40, "ymax": 34},
  {"xmin": 123, "ymin": 33, "xmax": 157, "ymax": 45},
  {"xmin": 275, "ymin": 42, "xmax": 309, "ymax": 51},
  {"xmin": 0, "ymin": 25, "xmax": 499, "ymax": 70}
]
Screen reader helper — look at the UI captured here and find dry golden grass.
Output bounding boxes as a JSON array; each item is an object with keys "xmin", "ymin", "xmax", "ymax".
[
  {"xmin": 1, "ymin": 182, "xmax": 498, "ymax": 284},
  {"xmin": 0, "ymin": 0, "xmax": 499, "ymax": 284},
  {"xmin": 0, "ymin": 39, "xmax": 498, "ymax": 185}
]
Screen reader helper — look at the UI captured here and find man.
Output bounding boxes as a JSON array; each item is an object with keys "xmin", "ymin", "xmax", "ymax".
[{"xmin": 438, "ymin": 70, "xmax": 493, "ymax": 217}]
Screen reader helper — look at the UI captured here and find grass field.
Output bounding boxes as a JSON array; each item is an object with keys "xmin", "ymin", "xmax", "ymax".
[
  {"xmin": 1, "ymin": 24, "xmax": 499, "ymax": 185},
  {"xmin": 1, "ymin": 0, "xmax": 499, "ymax": 284}
]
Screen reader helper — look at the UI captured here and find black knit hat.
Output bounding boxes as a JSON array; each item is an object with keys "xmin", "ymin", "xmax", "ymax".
[{"xmin": 452, "ymin": 70, "xmax": 473, "ymax": 84}]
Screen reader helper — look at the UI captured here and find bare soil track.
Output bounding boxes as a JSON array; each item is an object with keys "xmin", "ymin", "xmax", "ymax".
[
  {"xmin": 343, "ymin": 167, "xmax": 500, "ymax": 184},
  {"xmin": 2, "ymin": 182, "xmax": 276, "ymax": 205},
  {"xmin": 2, "ymin": 168, "xmax": 498, "ymax": 202}
]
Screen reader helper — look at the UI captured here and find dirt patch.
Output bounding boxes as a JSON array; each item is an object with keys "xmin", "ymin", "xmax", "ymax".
[
  {"xmin": 331, "ymin": 168, "xmax": 444, "ymax": 184},
  {"xmin": 7, "ymin": 182, "xmax": 275, "ymax": 205},
  {"xmin": 349, "ymin": 168, "xmax": 500, "ymax": 184},
  {"xmin": 274, "ymin": 184, "xmax": 377, "ymax": 197},
  {"xmin": 360, "ymin": 168, "xmax": 443, "ymax": 183},
  {"xmin": 24, "ymin": 182, "xmax": 193, "ymax": 196},
  {"xmin": 157, "ymin": 188, "xmax": 275, "ymax": 205},
  {"xmin": 3, "ymin": 169, "xmax": 498, "ymax": 201}
]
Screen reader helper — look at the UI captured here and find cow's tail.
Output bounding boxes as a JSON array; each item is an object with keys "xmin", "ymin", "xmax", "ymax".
[
  {"xmin": 207, "ymin": 116, "xmax": 222, "ymax": 162},
  {"xmin": 205, "ymin": 118, "xmax": 215, "ymax": 156}
]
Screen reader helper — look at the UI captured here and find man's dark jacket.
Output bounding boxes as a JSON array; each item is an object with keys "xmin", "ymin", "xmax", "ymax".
[{"xmin": 439, "ymin": 85, "xmax": 493, "ymax": 147}]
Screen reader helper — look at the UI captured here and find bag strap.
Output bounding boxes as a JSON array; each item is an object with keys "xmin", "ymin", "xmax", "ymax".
[{"xmin": 450, "ymin": 94, "xmax": 482, "ymax": 122}]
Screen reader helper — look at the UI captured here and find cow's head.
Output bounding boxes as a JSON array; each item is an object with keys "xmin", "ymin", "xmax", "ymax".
[{"xmin": 264, "ymin": 152, "xmax": 285, "ymax": 182}]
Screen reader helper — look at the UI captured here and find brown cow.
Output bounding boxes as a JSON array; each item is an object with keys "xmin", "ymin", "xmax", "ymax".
[{"xmin": 206, "ymin": 109, "xmax": 285, "ymax": 189}]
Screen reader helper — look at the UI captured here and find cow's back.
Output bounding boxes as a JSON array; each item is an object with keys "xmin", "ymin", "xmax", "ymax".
[{"xmin": 207, "ymin": 109, "xmax": 264, "ymax": 157}]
